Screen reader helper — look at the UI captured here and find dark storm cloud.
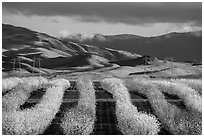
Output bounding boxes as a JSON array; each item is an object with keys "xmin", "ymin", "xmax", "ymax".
[{"xmin": 3, "ymin": 2, "xmax": 202, "ymax": 25}]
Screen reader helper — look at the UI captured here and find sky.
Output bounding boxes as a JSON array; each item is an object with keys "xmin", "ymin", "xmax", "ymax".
[{"xmin": 2, "ymin": 2, "xmax": 202, "ymax": 37}]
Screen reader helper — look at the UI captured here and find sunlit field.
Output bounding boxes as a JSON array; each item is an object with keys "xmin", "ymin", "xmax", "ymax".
[{"xmin": 2, "ymin": 76, "xmax": 202, "ymax": 135}]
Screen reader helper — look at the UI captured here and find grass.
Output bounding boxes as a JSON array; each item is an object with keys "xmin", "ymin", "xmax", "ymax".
[
  {"xmin": 3, "ymin": 87, "xmax": 32, "ymax": 111},
  {"xmin": 152, "ymin": 79, "xmax": 202, "ymax": 112},
  {"xmin": 2, "ymin": 77, "xmax": 23, "ymax": 93},
  {"xmin": 124, "ymin": 77, "xmax": 202, "ymax": 135},
  {"xmin": 146, "ymin": 86, "xmax": 202, "ymax": 135},
  {"xmin": 2, "ymin": 76, "xmax": 49, "ymax": 94},
  {"xmin": 20, "ymin": 76, "xmax": 49, "ymax": 90},
  {"xmin": 2, "ymin": 75, "xmax": 202, "ymax": 135},
  {"xmin": 2, "ymin": 76, "xmax": 49, "ymax": 111},
  {"xmin": 2, "ymin": 78, "xmax": 70, "ymax": 135},
  {"xmin": 170, "ymin": 78, "xmax": 202, "ymax": 95},
  {"xmin": 101, "ymin": 78, "xmax": 161, "ymax": 135},
  {"xmin": 60, "ymin": 77, "xmax": 96, "ymax": 135}
]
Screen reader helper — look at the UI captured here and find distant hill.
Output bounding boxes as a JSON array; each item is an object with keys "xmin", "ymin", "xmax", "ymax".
[
  {"xmin": 3, "ymin": 24, "xmax": 201, "ymax": 76},
  {"xmin": 61, "ymin": 31, "xmax": 202, "ymax": 62},
  {"xmin": 2, "ymin": 24, "xmax": 141, "ymax": 74}
]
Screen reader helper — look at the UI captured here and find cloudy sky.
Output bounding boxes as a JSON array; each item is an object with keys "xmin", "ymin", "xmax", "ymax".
[{"xmin": 2, "ymin": 2, "xmax": 202, "ymax": 37}]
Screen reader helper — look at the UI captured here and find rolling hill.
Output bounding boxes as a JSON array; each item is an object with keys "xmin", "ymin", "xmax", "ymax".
[
  {"xmin": 61, "ymin": 31, "xmax": 202, "ymax": 62},
  {"xmin": 2, "ymin": 24, "xmax": 142, "ymax": 75},
  {"xmin": 2, "ymin": 24, "xmax": 202, "ymax": 79}
]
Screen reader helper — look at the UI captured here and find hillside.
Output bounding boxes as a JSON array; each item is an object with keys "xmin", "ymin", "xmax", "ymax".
[
  {"xmin": 61, "ymin": 31, "xmax": 202, "ymax": 62},
  {"xmin": 2, "ymin": 24, "xmax": 141, "ymax": 75}
]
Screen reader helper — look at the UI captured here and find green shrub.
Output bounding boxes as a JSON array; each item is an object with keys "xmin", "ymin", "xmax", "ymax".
[
  {"xmin": 170, "ymin": 79, "xmax": 202, "ymax": 95},
  {"xmin": 124, "ymin": 77, "xmax": 202, "ymax": 135},
  {"xmin": 60, "ymin": 77, "xmax": 96, "ymax": 135},
  {"xmin": 2, "ymin": 79, "xmax": 70, "ymax": 135},
  {"xmin": 101, "ymin": 78, "xmax": 160, "ymax": 135},
  {"xmin": 2, "ymin": 76, "xmax": 49, "ymax": 111},
  {"xmin": 2, "ymin": 77, "xmax": 23, "ymax": 92},
  {"xmin": 152, "ymin": 80, "xmax": 202, "ymax": 112}
]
